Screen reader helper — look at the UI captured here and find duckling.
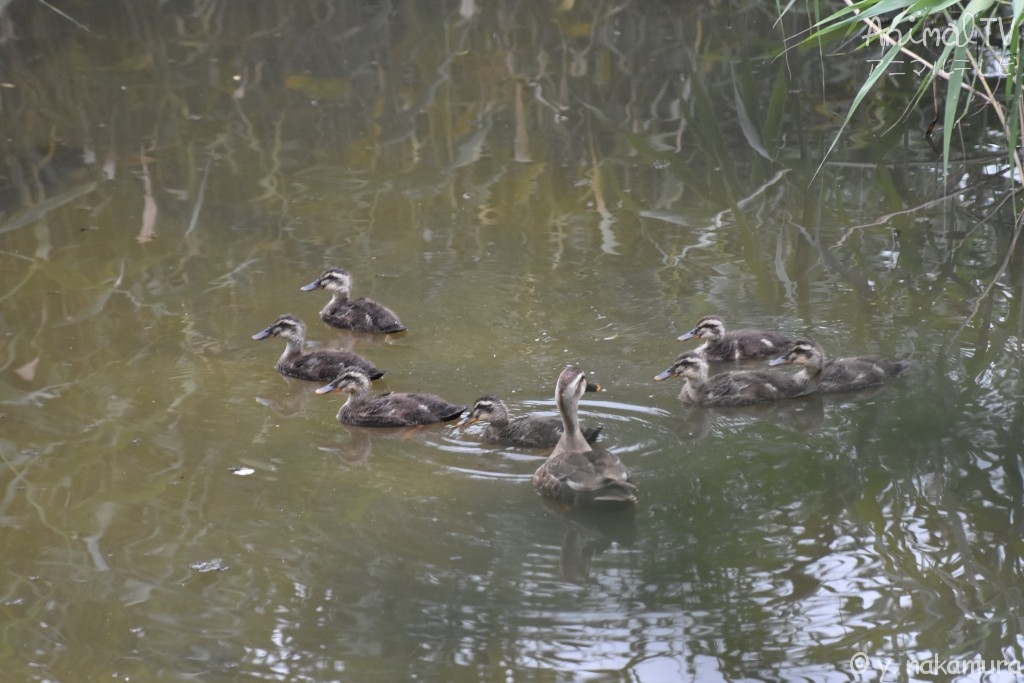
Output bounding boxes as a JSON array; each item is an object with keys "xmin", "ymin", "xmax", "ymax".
[
  {"xmin": 315, "ymin": 368, "xmax": 465, "ymax": 427},
  {"xmin": 769, "ymin": 339, "xmax": 910, "ymax": 394},
  {"xmin": 678, "ymin": 315, "xmax": 791, "ymax": 361},
  {"xmin": 654, "ymin": 351, "xmax": 807, "ymax": 406},
  {"xmin": 300, "ymin": 267, "xmax": 407, "ymax": 334},
  {"xmin": 532, "ymin": 366, "xmax": 637, "ymax": 510},
  {"xmin": 455, "ymin": 395, "xmax": 603, "ymax": 449},
  {"xmin": 251, "ymin": 314, "xmax": 385, "ymax": 383}
]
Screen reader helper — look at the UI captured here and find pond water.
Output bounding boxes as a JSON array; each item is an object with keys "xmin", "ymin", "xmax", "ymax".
[{"xmin": 2, "ymin": 2, "xmax": 1023, "ymax": 681}]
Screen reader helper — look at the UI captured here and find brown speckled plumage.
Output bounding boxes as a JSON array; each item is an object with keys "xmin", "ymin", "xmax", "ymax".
[
  {"xmin": 251, "ymin": 314, "xmax": 385, "ymax": 382},
  {"xmin": 456, "ymin": 395, "xmax": 602, "ymax": 449},
  {"xmin": 678, "ymin": 315, "xmax": 790, "ymax": 361},
  {"xmin": 316, "ymin": 369, "xmax": 464, "ymax": 428},
  {"xmin": 300, "ymin": 267, "xmax": 407, "ymax": 334},
  {"xmin": 654, "ymin": 351, "xmax": 807, "ymax": 406},
  {"xmin": 769, "ymin": 339, "xmax": 910, "ymax": 394}
]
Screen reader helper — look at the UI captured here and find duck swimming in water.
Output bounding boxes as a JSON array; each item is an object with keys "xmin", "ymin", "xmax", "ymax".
[
  {"xmin": 532, "ymin": 366, "xmax": 637, "ymax": 510},
  {"xmin": 654, "ymin": 351, "xmax": 807, "ymax": 406},
  {"xmin": 300, "ymin": 266, "xmax": 407, "ymax": 334},
  {"xmin": 455, "ymin": 395, "xmax": 603, "ymax": 449},
  {"xmin": 678, "ymin": 315, "xmax": 791, "ymax": 361},
  {"xmin": 768, "ymin": 339, "xmax": 910, "ymax": 394},
  {"xmin": 251, "ymin": 314, "xmax": 385, "ymax": 382},
  {"xmin": 315, "ymin": 368, "xmax": 465, "ymax": 427}
]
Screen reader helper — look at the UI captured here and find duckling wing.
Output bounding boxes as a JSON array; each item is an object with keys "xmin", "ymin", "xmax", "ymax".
[
  {"xmin": 325, "ymin": 298, "xmax": 407, "ymax": 334},
  {"xmin": 821, "ymin": 357, "xmax": 908, "ymax": 391},
  {"xmin": 871, "ymin": 357, "xmax": 911, "ymax": 378},
  {"xmin": 494, "ymin": 415, "xmax": 566, "ymax": 448},
  {"xmin": 702, "ymin": 370, "xmax": 803, "ymax": 406},
  {"xmin": 723, "ymin": 330, "xmax": 792, "ymax": 360},
  {"xmin": 289, "ymin": 350, "xmax": 385, "ymax": 382},
  {"xmin": 581, "ymin": 425, "xmax": 604, "ymax": 444},
  {"xmin": 355, "ymin": 392, "xmax": 465, "ymax": 427}
]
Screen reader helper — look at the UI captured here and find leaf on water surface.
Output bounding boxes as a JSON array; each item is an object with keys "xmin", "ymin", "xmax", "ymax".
[
  {"xmin": 14, "ymin": 356, "xmax": 40, "ymax": 382},
  {"xmin": 137, "ymin": 146, "xmax": 157, "ymax": 243},
  {"xmin": 138, "ymin": 194, "xmax": 157, "ymax": 244},
  {"xmin": 190, "ymin": 558, "xmax": 229, "ymax": 573},
  {"xmin": 598, "ymin": 216, "xmax": 620, "ymax": 256},
  {"xmin": 638, "ymin": 211, "xmax": 698, "ymax": 227}
]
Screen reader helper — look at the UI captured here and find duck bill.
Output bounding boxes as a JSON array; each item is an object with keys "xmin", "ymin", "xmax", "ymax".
[
  {"xmin": 299, "ymin": 279, "xmax": 322, "ymax": 292},
  {"xmin": 768, "ymin": 356, "xmax": 789, "ymax": 367},
  {"xmin": 251, "ymin": 327, "xmax": 273, "ymax": 341},
  {"xmin": 677, "ymin": 329, "xmax": 697, "ymax": 342},
  {"xmin": 314, "ymin": 381, "xmax": 340, "ymax": 395},
  {"xmin": 653, "ymin": 368, "xmax": 677, "ymax": 381},
  {"xmin": 454, "ymin": 416, "xmax": 478, "ymax": 428},
  {"xmin": 585, "ymin": 381, "xmax": 602, "ymax": 393}
]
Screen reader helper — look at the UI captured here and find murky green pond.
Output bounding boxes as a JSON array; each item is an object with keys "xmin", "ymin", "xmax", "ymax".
[{"xmin": 2, "ymin": 2, "xmax": 1022, "ymax": 681}]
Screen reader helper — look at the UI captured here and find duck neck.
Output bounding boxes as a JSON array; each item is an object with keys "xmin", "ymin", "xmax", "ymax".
[
  {"xmin": 331, "ymin": 288, "xmax": 351, "ymax": 305},
  {"xmin": 680, "ymin": 365, "xmax": 708, "ymax": 402},
  {"xmin": 680, "ymin": 377, "xmax": 703, "ymax": 403},
  {"xmin": 557, "ymin": 396, "xmax": 590, "ymax": 452},
  {"xmin": 278, "ymin": 336, "xmax": 305, "ymax": 365},
  {"xmin": 338, "ymin": 386, "xmax": 369, "ymax": 416},
  {"xmin": 321, "ymin": 288, "xmax": 349, "ymax": 317},
  {"xmin": 796, "ymin": 357, "xmax": 825, "ymax": 385},
  {"xmin": 347, "ymin": 382, "xmax": 372, "ymax": 403}
]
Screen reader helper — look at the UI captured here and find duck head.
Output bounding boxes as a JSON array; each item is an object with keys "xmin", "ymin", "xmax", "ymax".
[
  {"xmin": 300, "ymin": 267, "xmax": 353, "ymax": 296},
  {"xmin": 455, "ymin": 396, "xmax": 505, "ymax": 428},
  {"xmin": 555, "ymin": 365, "xmax": 601, "ymax": 424},
  {"xmin": 251, "ymin": 314, "xmax": 306, "ymax": 343},
  {"xmin": 653, "ymin": 351, "xmax": 708, "ymax": 382},
  {"xmin": 315, "ymin": 368, "xmax": 373, "ymax": 397},
  {"xmin": 769, "ymin": 340, "xmax": 823, "ymax": 370},
  {"xmin": 677, "ymin": 315, "xmax": 725, "ymax": 342}
]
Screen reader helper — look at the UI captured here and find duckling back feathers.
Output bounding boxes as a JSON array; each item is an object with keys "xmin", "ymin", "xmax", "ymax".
[
  {"xmin": 251, "ymin": 314, "xmax": 385, "ymax": 382},
  {"xmin": 317, "ymin": 369, "xmax": 465, "ymax": 427},
  {"xmin": 678, "ymin": 315, "xmax": 791, "ymax": 361},
  {"xmin": 770, "ymin": 339, "xmax": 910, "ymax": 394},
  {"xmin": 300, "ymin": 267, "xmax": 407, "ymax": 334},
  {"xmin": 655, "ymin": 351, "xmax": 806, "ymax": 406}
]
